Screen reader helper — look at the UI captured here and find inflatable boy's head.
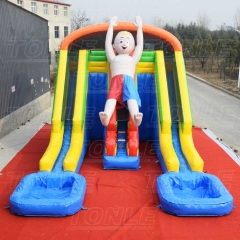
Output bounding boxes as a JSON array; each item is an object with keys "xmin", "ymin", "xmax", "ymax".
[{"xmin": 113, "ymin": 31, "xmax": 135, "ymax": 55}]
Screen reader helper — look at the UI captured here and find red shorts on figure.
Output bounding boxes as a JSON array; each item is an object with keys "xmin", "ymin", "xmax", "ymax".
[{"xmin": 108, "ymin": 74, "xmax": 141, "ymax": 109}]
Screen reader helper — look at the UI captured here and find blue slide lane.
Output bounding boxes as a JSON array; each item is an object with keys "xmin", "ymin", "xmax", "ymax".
[
  {"xmin": 9, "ymin": 71, "xmax": 87, "ymax": 216},
  {"xmin": 155, "ymin": 71, "xmax": 233, "ymax": 216},
  {"xmin": 52, "ymin": 72, "xmax": 77, "ymax": 172}
]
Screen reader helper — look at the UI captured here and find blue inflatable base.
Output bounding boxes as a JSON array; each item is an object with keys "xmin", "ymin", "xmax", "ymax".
[
  {"xmin": 10, "ymin": 172, "xmax": 86, "ymax": 217},
  {"xmin": 103, "ymin": 153, "xmax": 140, "ymax": 170},
  {"xmin": 156, "ymin": 172, "xmax": 233, "ymax": 216}
]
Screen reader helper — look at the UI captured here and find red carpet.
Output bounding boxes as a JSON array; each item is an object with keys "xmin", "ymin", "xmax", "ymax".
[{"xmin": 0, "ymin": 124, "xmax": 240, "ymax": 240}]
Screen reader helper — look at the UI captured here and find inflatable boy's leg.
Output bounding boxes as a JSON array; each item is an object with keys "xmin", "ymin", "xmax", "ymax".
[
  {"xmin": 99, "ymin": 98, "xmax": 117, "ymax": 126},
  {"xmin": 127, "ymin": 99, "xmax": 143, "ymax": 127}
]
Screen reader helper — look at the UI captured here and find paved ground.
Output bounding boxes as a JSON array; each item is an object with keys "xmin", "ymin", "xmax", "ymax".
[
  {"xmin": 0, "ymin": 106, "xmax": 52, "ymax": 171},
  {"xmin": 188, "ymin": 75, "xmax": 240, "ymax": 153}
]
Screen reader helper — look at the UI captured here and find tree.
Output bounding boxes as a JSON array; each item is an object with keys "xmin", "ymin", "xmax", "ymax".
[
  {"xmin": 233, "ymin": 8, "xmax": 240, "ymax": 30},
  {"xmin": 71, "ymin": 9, "xmax": 92, "ymax": 32},
  {"xmin": 196, "ymin": 10, "xmax": 211, "ymax": 29}
]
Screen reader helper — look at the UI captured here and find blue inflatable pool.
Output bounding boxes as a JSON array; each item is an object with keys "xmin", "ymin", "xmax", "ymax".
[
  {"xmin": 156, "ymin": 172, "xmax": 233, "ymax": 216},
  {"xmin": 10, "ymin": 172, "xmax": 86, "ymax": 216}
]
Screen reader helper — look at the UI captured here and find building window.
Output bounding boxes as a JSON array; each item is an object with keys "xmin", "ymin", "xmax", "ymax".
[
  {"xmin": 54, "ymin": 5, "xmax": 58, "ymax": 16},
  {"xmin": 43, "ymin": 4, "xmax": 48, "ymax": 15},
  {"xmin": 64, "ymin": 27, "xmax": 68, "ymax": 37},
  {"xmin": 31, "ymin": 2, "xmax": 36, "ymax": 13},
  {"xmin": 17, "ymin": 0, "xmax": 23, "ymax": 7},
  {"xmin": 64, "ymin": 7, "xmax": 68, "ymax": 17},
  {"xmin": 54, "ymin": 26, "xmax": 59, "ymax": 38}
]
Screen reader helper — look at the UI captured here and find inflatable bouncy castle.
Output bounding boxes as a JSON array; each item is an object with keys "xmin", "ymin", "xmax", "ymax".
[{"xmin": 10, "ymin": 20, "xmax": 233, "ymax": 216}]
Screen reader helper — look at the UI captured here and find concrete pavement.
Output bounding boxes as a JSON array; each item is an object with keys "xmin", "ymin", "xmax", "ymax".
[
  {"xmin": 188, "ymin": 74, "xmax": 240, "ymax": 153},
  {"xmin": 0, "ymin": 105, "xmax": 52, "ymax": 171}
]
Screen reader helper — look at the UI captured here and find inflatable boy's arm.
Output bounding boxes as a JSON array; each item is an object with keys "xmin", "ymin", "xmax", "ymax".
[
  {"xmin": 132, "ymin": 16, "xmax": 143, "ymax": 64},
  {"xmin": 105, "ymin": 16, "xmax": 118, "ymax": 63}
]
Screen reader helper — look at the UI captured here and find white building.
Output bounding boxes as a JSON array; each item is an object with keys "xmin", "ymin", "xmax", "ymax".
[{"xmin": 8, "ymin": 0, "xmax": 71, "ymax": 70}]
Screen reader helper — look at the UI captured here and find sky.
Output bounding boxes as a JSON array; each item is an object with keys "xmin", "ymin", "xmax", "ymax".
[{"xmin": 65, "ymin": 0, "xmax": 239, "ymax": 30}]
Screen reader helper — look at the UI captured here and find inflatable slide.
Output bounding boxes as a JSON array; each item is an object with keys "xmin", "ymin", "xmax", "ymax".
[{"xmin": 10, "ymin": 22, "xmax": 233, "ymax": 216}]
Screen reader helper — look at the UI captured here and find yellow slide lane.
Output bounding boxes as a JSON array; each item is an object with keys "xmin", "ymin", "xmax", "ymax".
[
  {"xmin": 175, "ymin": 51, "xmax": 204, "ymax": 171},
  {"xmin": 155, "ymin": 51, "xmax": 180, "ymax": 172},
  {"xmin": 39, "ymin": 50, "xmax": 68, "ymax": 172},
  {"xmin": 63, "ymin": 50, "xmax": 88, "ymax": 172}
]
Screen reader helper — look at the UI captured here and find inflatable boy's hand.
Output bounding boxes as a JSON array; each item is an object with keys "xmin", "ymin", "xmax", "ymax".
[
  {"xmin": 134, "ymin": 16, "xmax": 142, "ymax": 28},
  {"xmin": 109, "ymin": 16, "xmax": 118, "ymax": 27}
]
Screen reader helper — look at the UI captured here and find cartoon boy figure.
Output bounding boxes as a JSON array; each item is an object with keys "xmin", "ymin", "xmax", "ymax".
[{"xmin": 99, "ymin": 16, "xmax": 143, "ymax": 127}]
